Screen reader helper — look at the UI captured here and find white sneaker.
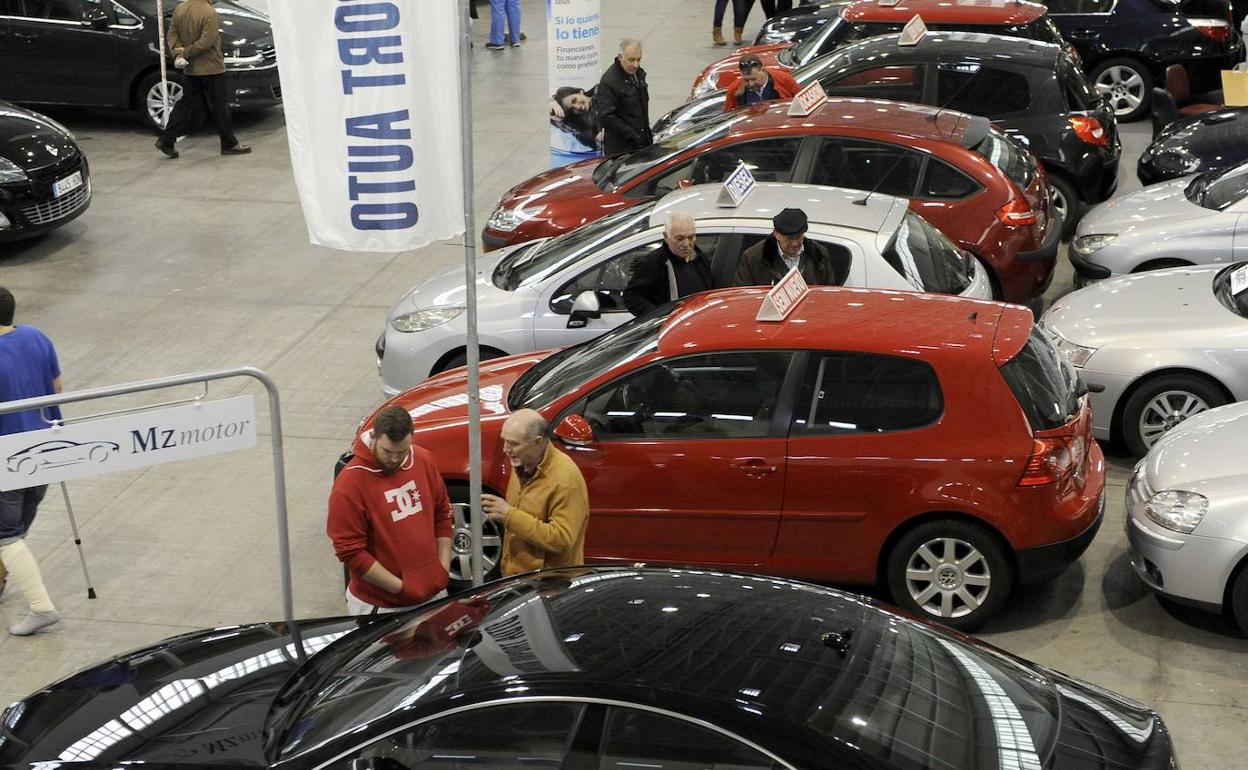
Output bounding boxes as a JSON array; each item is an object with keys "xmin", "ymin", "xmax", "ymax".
[{"xmin": 10, "ymin": 609, "xmax": 61, "ymax": 636}]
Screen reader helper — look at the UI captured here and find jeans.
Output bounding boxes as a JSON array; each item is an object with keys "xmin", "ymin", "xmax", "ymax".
[
  {"xmin": 713, "ymin": 0, "xmax": 754, "ymax": 27},
  {"xmin": 489, "ymin": 0, "xmax": 521, "ymax": 45},
  {"xmin": 0, "ymin": 486, "xmax": 45, "ymax": 545},
  {"xmin": 158, "ymin": 73, "xmax": 240, "ymax": 151}
]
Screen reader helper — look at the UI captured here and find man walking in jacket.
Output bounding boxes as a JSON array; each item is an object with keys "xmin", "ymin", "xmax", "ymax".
[
  {"xmin": 623, "ymin": 212, "xmax": 715, "ymax": 316},
  {"xmin": 155, "ymin": 0, "xmax": 251, "ymax": 159},
  {"xmin": 328, "ymin": 406, "xmax": 453, "ymax": 615},
  {"xmin": 482, "ymin": 410, "xmax": 589, "ymax": 577},
  {"xmin": 596, "ymin": 39, "xmax": 651, "ymax": 156},
  {"xmin": 0, "ymin": 287, "xmax": 62, "ymax": 636},
  {"xmin": 735, "ymin": 207, "xmax": 847, "ymax": 286}
]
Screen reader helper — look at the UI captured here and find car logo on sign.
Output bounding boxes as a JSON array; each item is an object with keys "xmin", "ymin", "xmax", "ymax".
[{"xmin": 6, "ymin": 440, "xmax": 120, "ymax": 476}]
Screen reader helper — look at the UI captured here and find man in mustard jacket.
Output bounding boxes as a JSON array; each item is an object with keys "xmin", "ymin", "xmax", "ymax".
[
  {"xmin": 155, "ymin": 0, "xmax": 251, "ymax": 158},
  {"xmin": 482, "ymin": 410, "xmax": 589, "ymax": 576}
]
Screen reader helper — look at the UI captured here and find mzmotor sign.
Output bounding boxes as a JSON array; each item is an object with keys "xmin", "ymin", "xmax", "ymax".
[
  {"xmin": 0, "ymin": 397, "xmax": 257, "ymax": 491},
  {"xmin": 267, "ymin": 1, "xmax": 464, "ymax": 252}
]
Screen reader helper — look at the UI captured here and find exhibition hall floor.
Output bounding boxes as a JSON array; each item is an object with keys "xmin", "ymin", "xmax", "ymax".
[{"xmin": 0, "ymin": 0, "xmax": 1244, "ymax": 763}]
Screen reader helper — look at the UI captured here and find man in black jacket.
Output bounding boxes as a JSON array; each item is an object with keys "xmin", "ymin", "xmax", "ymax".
[
  {"xmin": 596, "ymin": 39, "xmax": 651, "ymax": 156},
  {"xmin": 734, "ymin": 208, "xmax": 848, "ymax": 286},
  {"xmin": 623, "ymin": 213, "xmax": 714, "ymax": 316}
]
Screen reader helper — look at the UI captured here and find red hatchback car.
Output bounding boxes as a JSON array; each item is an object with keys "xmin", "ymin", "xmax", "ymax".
[
  {"xmin": 484, "ymin": 100, "xmax": 1060, "ymax": 303},
  {"xmin": 690, "ymin": 0, "xmax": 1072, "ymax": 98},
  {"xmin": 353, "ymin": 287, "xmax": 1106, "ymax": 629}
]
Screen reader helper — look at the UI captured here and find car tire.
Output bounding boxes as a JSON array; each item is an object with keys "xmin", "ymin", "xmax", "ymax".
[
  {"xmin": 1120, "ymin": 374, "xmax": 1228, "ymax": 457},
  {"xmin": 1090, "ymin": 58, "xmax": 1152, "ymax": 123},
  {"xmin": 447, "ymin": 484, "xmax": 503, "ymax": 593},
  {"xmin": 1046, "ymin": 172, "xmax": 1080, "ymax": 241},
  {"xmin": 137, "ymin": 70, "xmax": 186, "ymax": 132},
  {"xmin": 886, "ymin": 519, "xmax": 1013, "ymax": 631},
  {"xmin": 1230, "ymin": 564, "xmax": 1248, "ymax": 637},
  {"xmin": 435, "ymin": 347, "xmax": 506, "ymax": 376}
]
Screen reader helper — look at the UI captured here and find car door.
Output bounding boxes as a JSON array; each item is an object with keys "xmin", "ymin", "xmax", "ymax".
[
  {"xmin": 4, "ymin": 0, "xmax": 120, "ymax": 105},
  {"xmin": 778, "ymin": 351, "xmax": 945, "ymax": 581},
  {"xmin": 531, "ymin": 230, "xmax": 724, "ymax": 350},
  {"xmin": 561, "ymin": 350, "xmax": 796, "ymax": 566}
]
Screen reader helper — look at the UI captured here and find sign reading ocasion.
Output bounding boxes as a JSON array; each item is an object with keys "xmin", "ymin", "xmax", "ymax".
[
  {"xmin": 267, "ymin": 1, "xmax": 464, "ymax": 252},
  {"xmin": 547, "ymin": 0, "xmax": 603, "ymax": 166},
  {"xmin": 0, "ymin": 397, "xmax": 257, "ymax": 491}
]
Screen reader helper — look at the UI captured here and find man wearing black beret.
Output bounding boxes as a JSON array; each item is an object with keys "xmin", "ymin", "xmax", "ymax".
[{"xmin": 734, "ymin": 207, "xmax": 848, "ymax": 287}]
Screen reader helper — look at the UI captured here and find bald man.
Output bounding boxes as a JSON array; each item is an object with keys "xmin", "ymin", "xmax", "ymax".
[
  {"xmin": 622, "ymin": 211, "xmax": 715, "ymax": 316},
  {"xmin": 482, "ymin": 409, "xmax": 590, "ymax": 576}
]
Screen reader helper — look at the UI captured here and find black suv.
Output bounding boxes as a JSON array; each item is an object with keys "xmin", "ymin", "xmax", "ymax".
[
  {"xmin": 0, "ymin": 0, "xmax": 281, "ymax": 130},
  {"xmin": 656, "ymin": 32, "xmax": 1120, "ymax": 236}
]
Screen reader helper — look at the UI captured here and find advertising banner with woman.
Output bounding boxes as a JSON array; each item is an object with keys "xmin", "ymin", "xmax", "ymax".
[{"xmin": 547, "ymin": 0, "xmax": 603, "ymax": 166}]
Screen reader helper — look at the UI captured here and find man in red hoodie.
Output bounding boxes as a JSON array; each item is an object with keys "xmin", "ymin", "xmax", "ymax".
[
  {"xmin": 722, "ymin": 54, "xmax": 802, "ymax": 111},
  {"xmin": 328, "ymin": 406, "xmax": 453, "ymax": 615}
]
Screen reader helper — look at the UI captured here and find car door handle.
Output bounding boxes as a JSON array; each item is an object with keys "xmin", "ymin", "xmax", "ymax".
[{"xmin": 733, "ymin": 458, "xmax": 778, "ymax": 476}]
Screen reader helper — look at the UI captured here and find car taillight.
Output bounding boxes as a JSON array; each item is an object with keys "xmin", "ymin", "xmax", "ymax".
[
  {"xmin": 995, "ymin": 197, "xmax": 1037, "ymax": 227},
  {"xmin": 1069, "ymin": 115, "xmax": 1108, "ymax": 147},
  {"xmin": 1188, "ymin": 17, "xmax": 1231, "ymax": 42},
  {"xmin": 1018, "ymin": 435, "xmax": 1080, "ymax": 486}
]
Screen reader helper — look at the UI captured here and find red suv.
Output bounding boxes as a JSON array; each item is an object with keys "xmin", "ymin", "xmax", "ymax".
[
  {"xmin": 484, "ymin": 100, "xmax": 1060, "ymax": 303},
  {"xmin": 690, "ymin": 0, "xmax": 1074, "ymax": 98},
  {"xmin": 353, "ymin": 287, "xmax": 1106, "ymax": 629}
]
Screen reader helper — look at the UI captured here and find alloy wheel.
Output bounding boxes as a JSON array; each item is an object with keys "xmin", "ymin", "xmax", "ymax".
[
  {"xmin": 146, "ymin": 80, "xmax": 184, "ymax": 129},
  {"xmin": 449, "ymin": 501, "xmax": 503, "ymax": 582},
  {"xmin": 903, "ymin": 536, "xmax": 992, "ymax": 619},
  {"xmin": 1094, "ymin": 66, "xmax": 1145, "ymax": 117},
  {"xmin": 1138, "ymin": 390, "xmax": 1210, "ymax": 448}
]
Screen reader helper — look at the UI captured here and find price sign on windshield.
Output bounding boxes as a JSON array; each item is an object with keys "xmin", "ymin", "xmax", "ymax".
[{"xmin": 1231, "ymin": 263, "xmax": 1248, "ymax": 296}]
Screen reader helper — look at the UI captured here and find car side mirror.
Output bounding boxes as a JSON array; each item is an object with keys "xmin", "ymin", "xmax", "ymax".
[
  {"xmin": 566, "ymin": 290, "xmax": 601, "ymax": 329},
  {"xmin": 553, "ymin": 414, "xmax": 594, "ymax": 446},
  {"xmin": 82, "ymin": 8, "xmax": 110, "ymax": 29}
]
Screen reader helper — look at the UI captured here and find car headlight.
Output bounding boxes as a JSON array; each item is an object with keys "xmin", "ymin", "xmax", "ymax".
[
  {"xmin": 1157, "ymin": 150, "xmax": 1201, "ymax": 174},
  {"xmin": 1143, "ymin": 489, "xmax": 1208, "ymax": 534},
  {"xmin": 0, "ymin": 157, "xmax": 29, "ymax": 184},
  {"xmin": 1051, "ymin": 335, "xmax": 1098, "ymax": 368},
  {"xmin": 1072, "ymin": 233, "xmax": 1117, "ymax": 255},
  {"xmin": 391, "ymin": 306, "xmax": 465, "ymax": 333},
  {"xmin": 486, "ymin": 207, "xmax": 531, "ymax": 233}
]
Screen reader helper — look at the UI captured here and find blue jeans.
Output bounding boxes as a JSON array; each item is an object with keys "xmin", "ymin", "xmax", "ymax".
[
  {"xmin": 489, "ymin": 0, "xmax": 521, "ymax": 45},
  {"xmin": 0, "ymin": 486, "xmax": 45, "ymax": 545}
]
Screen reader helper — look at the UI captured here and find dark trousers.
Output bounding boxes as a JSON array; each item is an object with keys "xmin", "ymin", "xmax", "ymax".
[
  {"xmin": 713, "ymin": 0, "xmax": 753, "ymax": 27},
  {"xmin": 158, "ymin": 73, "xmax": 239, "ymax": 151},
  {"xmin": 0, "ymin": 485, "xmax": 46, "ymax": 544},
  {"xmin": 759, "ymin": 0, "xmax": 793, "ymax": 16}
]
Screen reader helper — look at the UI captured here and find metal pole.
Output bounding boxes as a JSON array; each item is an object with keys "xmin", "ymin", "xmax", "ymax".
[
  {"xmin": 58, "ymin": 482, "xmax": 97, "ymax": 600},
  {"xmin": 156, "ymin": 0, "xmax": 170, "ymax": 127},
  {"xmin": 459, "ymin": 0, "xmax": 485, "ymax": 586}
]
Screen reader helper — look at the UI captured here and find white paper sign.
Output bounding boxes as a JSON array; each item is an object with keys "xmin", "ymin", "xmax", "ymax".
[
  {"xmin": 1232, "ymin": 263, "xmax": 1248, "ymax": 296},
  {"xmin": 756, "ymin": 268, "xmax": 810, "ymax": 322},
  {"xmin": 0, "ymin": 397, "xmax": 257, "ymax": 491},
  {"xmin": 899, "ymin": 14, "xmax": 928, "ymax": 46},
  {"xmin": 717, "ymin": 162, "xmax": 757, "ymax": 207},
  {"xmin": 267, "ymin": 1, "xmax": 464, "ymax": 252},
  {"xmin": 787, "ymin": 81, "xmax": 828, "ymax": 117}
]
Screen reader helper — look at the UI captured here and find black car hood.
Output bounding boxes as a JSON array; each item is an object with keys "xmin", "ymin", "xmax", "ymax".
[
  {"xmin": 0, "ymin": 617, "xmax": 358, "ymax": 768},
  {"xmin": 1142, "ymin": 107, "xmax": 1248, "ymax": 180},
  {"xmin": 0, "ymin": 102, "xmax": 78, "ymax": 175}
]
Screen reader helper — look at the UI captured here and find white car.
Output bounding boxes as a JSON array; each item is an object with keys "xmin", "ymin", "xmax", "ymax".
[{"xmin": 377, "ymin": 183, "xmax": 993, "ymax": 396}]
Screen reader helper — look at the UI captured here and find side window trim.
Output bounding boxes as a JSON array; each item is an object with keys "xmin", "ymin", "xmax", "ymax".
[
  {"xmin": 546, "ymin": 229, "xmax": 666, "ymax": 315},
  {"xmin": 7, "ymin": 0, "xmax": 84, "ymax": 24},
  {"xmin": 789, "ymin": 351, "xmax": 945, "ymax": 437}
]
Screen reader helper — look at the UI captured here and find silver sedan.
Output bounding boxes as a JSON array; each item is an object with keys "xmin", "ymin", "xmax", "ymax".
[
  {"xmin": 1126, "ymin": 401, "xmax": 1248, "ymax": 636},
  {"xmin": 1070, "ymin": 162, "xmax": 1248, "ymax": 282},
  {"xmin": 1040, "ymin": 262, "xmax": 1248, "ymax": 456},
  {"xmin": 376, "ymin": 183, "xmax": 992, "ymax": 396}
]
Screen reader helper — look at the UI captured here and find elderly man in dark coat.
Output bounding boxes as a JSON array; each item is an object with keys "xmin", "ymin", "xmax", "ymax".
[
  {"xmin": 734, "ymin": 208, "xmax": 848, "ymax": 287},
  {"xmin": 595, "ymin": 38, "xmax": 651, "ymax": 156}
]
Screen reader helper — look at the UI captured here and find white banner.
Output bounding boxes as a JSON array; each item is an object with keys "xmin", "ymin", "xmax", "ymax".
[
  {"xmin": 0, "ymin": 397, "xmax": 257, "ymax": 491},
  {"xmin": 547, "ymin": 0, "xmax": 603, "ymax": 166},
  {"xmin": 268, "ymin": 1, "xmax": 464, "ymax": 252}
]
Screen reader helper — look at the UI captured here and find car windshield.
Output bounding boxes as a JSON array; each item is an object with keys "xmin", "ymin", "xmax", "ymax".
[
  {"xmin": 788, "ymin": 15, "xmax": 842, "ymax": 64},
  {"xmin": 509, "ymin": 307, "xmax": 669, "ymax": 409},
  {"xmin": 592, "ymin": 112, "xmax": 750, "ymax": 191},
  {"xmin": 974, "ymin": 128, "xmax": 1035, "ymax": 191},
  {"xmin": 1187, "ymin": 163, "xmax": 1248, "ymax": 211},
  {"xmin": 494, "ymin": 205, "xmax": 654, "ymax": 290},
  {"xmin": 1213, "ymin": 263, "xmax": 1248, "ymax": 318},
  {"xmin": 881, "ymin": 212, "xmax": 974, "ymax": 295},
  {"xmin": 1000, "ymin": 328, "xmax": 1083, "ymax": 431}
]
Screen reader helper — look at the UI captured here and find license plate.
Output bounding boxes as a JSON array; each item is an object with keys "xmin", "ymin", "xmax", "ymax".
[{"xmin": 53, "ymin": 171, "xmax": 83, "ymax": 199}]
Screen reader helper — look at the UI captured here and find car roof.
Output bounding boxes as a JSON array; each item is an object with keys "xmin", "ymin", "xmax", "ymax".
[
  {"xmin": 843, "ymin": 0, "xmax": 1047, "ymax": 24},
  {"xmin": 655, "ymin": 286, "xmax": 1019, "ymax": 362},
  {"xmin": 650, "ymin": 182, "xmax": 905, "ymax": 234},
  {"xmin": 723, "ymin": 96, "xmax": 977, "ymax": 143},
  {"xmin": 831, "ymin": 29, "xmax": 1061, "ymax": 68}
]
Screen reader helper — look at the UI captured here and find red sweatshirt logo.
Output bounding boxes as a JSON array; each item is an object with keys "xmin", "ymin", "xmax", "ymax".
[{"xmin": 385, "ymin": 480, "xmax": 424, "ymax": 523}]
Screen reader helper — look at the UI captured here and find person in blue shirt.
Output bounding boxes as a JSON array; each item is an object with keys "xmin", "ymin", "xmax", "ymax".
[{"xmin": 0, "ymin": 287, "xmax": 62, "ymax": 636}]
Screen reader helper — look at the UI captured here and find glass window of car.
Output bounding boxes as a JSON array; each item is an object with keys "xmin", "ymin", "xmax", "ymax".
[
  {"xmin": 111, "ymin": 0, "xmax": 139, "ymax": 25},
  {"xmin": 1213, "ymin": 263, "xmax": 1248, "ymax": 318},
  {"xmin": 495, "ymin": 206, "xmax": 654, "ymax": 291},
  {"xmin": 921, "ymin": 158, "xmax": 981, "ymax": 199},
  {"xmin": 792, "ymin": 352, "xmax": 943, "ymax": 435},
  {"xmin": 551, "ymin": 234, "xmax": 722, "ymax": 314},
  {"xmin": 823, "ymin": 64, "xmax": 924, "ymax": 103},
  {"xmin": 937, "ymin": 63, "xmax": 1032, "ymax": 116},
  {"xmin": 1189, "ymin": 163, "xmax": 1248, "ymax": 211},
  {"xmin": 11, "ymin": 0, "xmax": 81, "ymax": 19},
  {"xmin": 599, "ymin": 706, "xmax": 782, "ymax": 770},
  {"xmin": 326, "ymin": 702, "xmax": 585, "ymax": 770},
  {"xmin": 973, "ymin": 128, "xmax": 1036, "ymax": 191},
  {"xmin": 810, "ymin": 138, "xmax": 921, "ymax": 197},
  {"xmin": 1061, "ymin": 64, "xmax": 1103, "ymax": 111},
  {"xmin": 647, "ymin": 137, "xmax": 804, "ymax": 197},
  {"xmin": 580, "ymin": 351, "xmax": 793, "ymax": 440},
  {"xmin": 881, "ymin": 211, "xmax": 974, "ymax": 295},
  {"xmin": 1000, "ymin": 328, "xmax": 1082, "ymax": 431},
  {"xmin": 593, "ymin": 111, "xmax": 753, "ymax": 192}
]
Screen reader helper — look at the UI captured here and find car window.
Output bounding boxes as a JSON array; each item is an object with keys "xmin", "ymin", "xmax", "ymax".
[
  {"xmin": 598, "ymin": 706, "xmax": 782, "ymax": 770},
  {"xmin": 824, "ymin": 65, "xmax": 924, "ymax": 103},
  {"xmin": 326, "ymin": 702, "xmax": 585, "ymax": 770},
  {"xmin": 936, "ymin": 64, "xmax": 1031, "ymax": 116},
  {"xmin": 792, "ymin": 352, "xmax": 943, "ymax": 435},
  {"xmin": 581, "ymin": 351, "xmax": 793, "ymax": 440},
  {"xmin": 921, "ymin": 159, "xmax": 981, "ymax": 199},
  {"xmin": 1000, "ymin": 328, "xmax": 1081, "ymax": 431},
  {"xmin": 973, "ymin": 128, "xmax": 1036, "ymax": 191},
  {"xmin": 649, "ymin": 138, "xmax": 803, "ymax": 197},
  {"xmin": 496, "ymin": 206, "xmax": 654, "ymax": 290},
  {"xmin": 1061, "ymin": 65, "xmax": 1103, "ymax": 111},
  {"xmin": 11, "ymin": 0, "xmax": 80, "ymax": 19},
  {"xmin": 881, "ymin": 212, "xmax": 974, "ymax": 294},
  {"xmin": 551, "ymin": 235, "xmax": 721, "ymax": 314},
  {"xmin": 810, "ymin": 138, "xmax": 921, "ymax": 197},
  {"xmin": 1190, "ymin": 163, "xmax": 1248, "ymax": 211},
  {"xmin": 593, "ymin": 111, "xmax": 753, "ymax": 192}
]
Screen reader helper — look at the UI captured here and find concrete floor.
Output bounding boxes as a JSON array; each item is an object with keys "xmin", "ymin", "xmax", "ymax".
[{"xmin": 1, "ymin": 0, "xmax": 1244, "ymax": 764}]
